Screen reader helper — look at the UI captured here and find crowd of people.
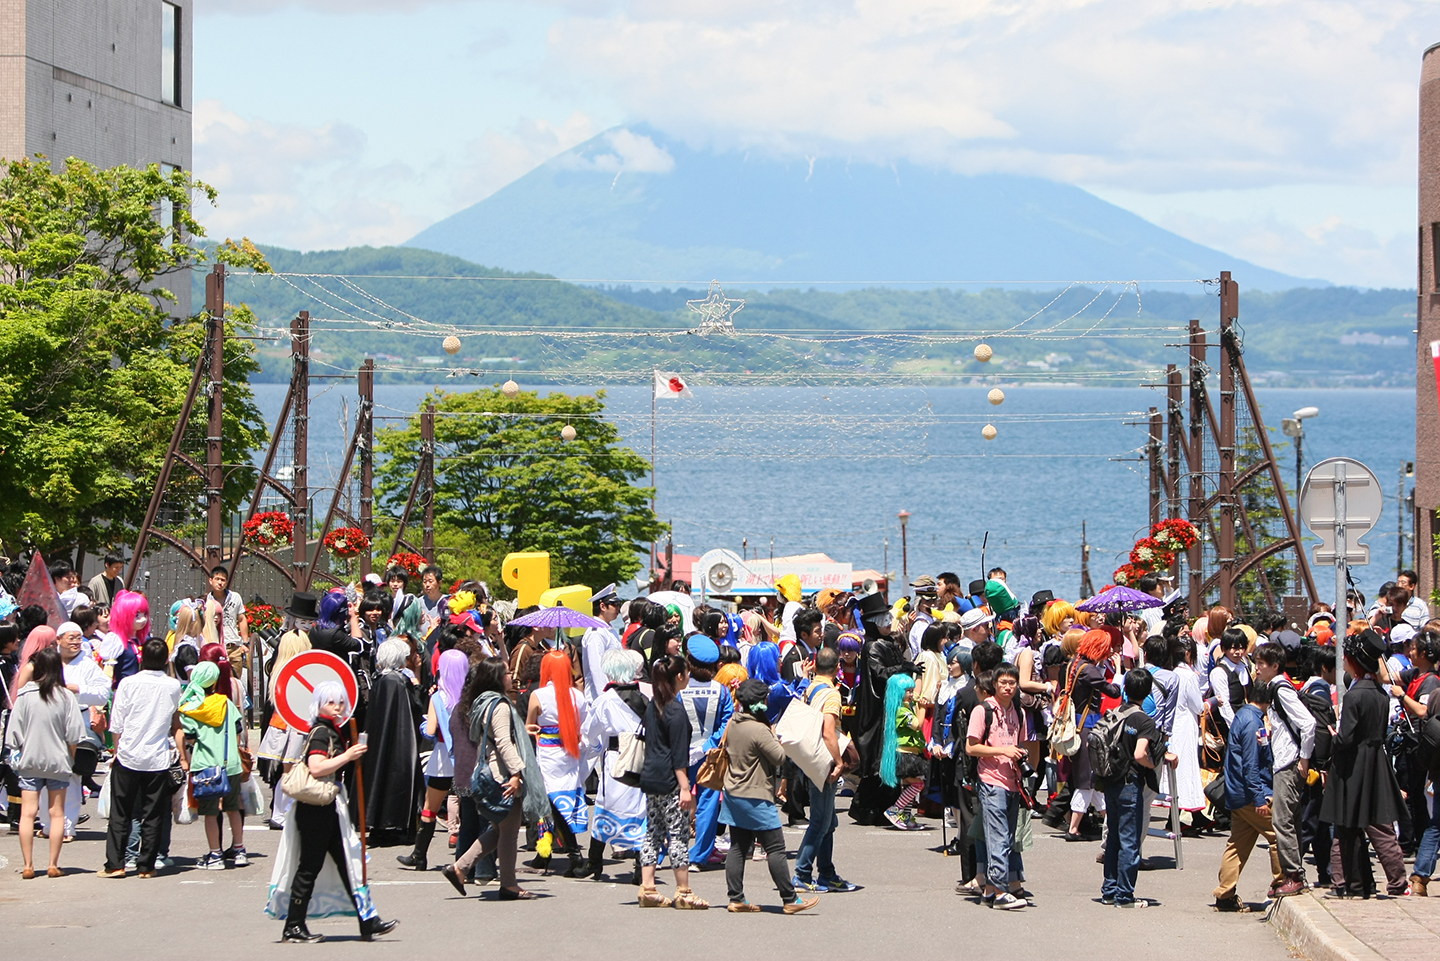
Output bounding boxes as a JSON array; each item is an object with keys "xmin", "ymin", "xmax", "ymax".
[{"xmin": 2, "ymin": 553, "xmax": 1439, "ymax": 938}]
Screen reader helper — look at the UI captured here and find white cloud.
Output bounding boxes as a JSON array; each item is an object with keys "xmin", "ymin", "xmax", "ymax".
[
  {"xmin": 452, "ymin": 112, "xmax": 600, "ymax": 206},
  {"xmin": 555, "ymin": 127, "xmax": 674, "ymax": 182},
  {"xmin": 197, "ymin": 0, "xmax": 467, "ymax": 13}
]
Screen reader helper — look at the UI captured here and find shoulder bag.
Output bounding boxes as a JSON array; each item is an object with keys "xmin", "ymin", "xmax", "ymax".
[
  {"xmin": 190, "ymin": 710, "xmax": 232, "ymax": 800},
  {"xmin": 1048, "ymin": 664, "xmax": 1086, "ymax": 758},
  {"xmin": 611, "ymin": 721, "xmax": 647, "ymax": 788},
  {"xmin": 469, "ymin": 696, "xmax": 517, "ymax": 822},
  {"xmin": 695, "ymin": 720, "xmax": 733, "ymax": 791},
  {"xmin": 281, "ymin": 754, "xmax": 339, "ymax": 806}
]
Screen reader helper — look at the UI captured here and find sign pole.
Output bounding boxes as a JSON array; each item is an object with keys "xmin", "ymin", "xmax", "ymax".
[
  {"xmin": 1333, "ymin": 461, "xmax": 1347, "ymax": 717},
  {"xmin": 350, "ymin": 717, "xmax": 369, "ymax": 885}
]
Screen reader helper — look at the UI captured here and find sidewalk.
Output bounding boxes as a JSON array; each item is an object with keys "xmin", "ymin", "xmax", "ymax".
[{"xmin": 1272, "ymin": 893, "xmax": 1440, "ymax": 961}]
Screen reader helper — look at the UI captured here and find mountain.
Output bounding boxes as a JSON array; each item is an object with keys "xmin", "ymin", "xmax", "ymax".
[
  {"xmin": 405, "ymin": 125, "xmax": 1325, "ymax": 292},
  {"xmin": 215, "ymin": 245, "xmax": 1409, "ymax": 387}
]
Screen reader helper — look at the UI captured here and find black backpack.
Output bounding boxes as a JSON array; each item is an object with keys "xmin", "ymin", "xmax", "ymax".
[
  {"xmin": 960, "ymin": 703, "xmax": 994, "ymax": 792},
  {"xmin": 1088, "ymin": 705, "xmax": 1143, "ymax": 782},
  {"xmin": 1299, "ymin": 687, "xmax": 1336, "ymax": 769}
]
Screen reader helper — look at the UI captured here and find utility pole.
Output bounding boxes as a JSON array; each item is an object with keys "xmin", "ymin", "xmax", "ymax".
[
  {"xmin": 1148, "ymin": 406, "xmax": 1163, "ymax": 528},
  {"xmin": 422, "ymin": 404, "xmax": 435, "ymax": 562},
  {"xmin": 1187, "ymin": 320, "xmax": 1206, "ymax": 613},
  {"xmin": 293, "ymin": 312, "xmax": 310, "ymax": 579},
  {"xmin": 898, "ymin": 510, "xmax": 911, "ymax": 582},
  {"xmin": 1080, "ymin": 521, "xmax": 1094, "ymax": 598},
  {"xmin": 358, "ymin": 358, "xmax": 374, "ymax": 580},
  {"xmin": 1217, "ymin": 272, "xmax": 1238, "ymax": 611},
  {"xmin": 204, "ymin": 264, "xmax": 226, "ymax": 571}
]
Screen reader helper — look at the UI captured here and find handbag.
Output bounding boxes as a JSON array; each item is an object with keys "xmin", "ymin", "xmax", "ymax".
[
  {"xmin": 611, "ymin": 726, "xmax": 646, "ymax": 788},
  {"xmin": 166, "ymin": 748, "xmax": 187, "ymax": 790},
  {"xmin": 469, "ymin": 697, "xmax": 516, "ymax": 822},
  {"xmin": 776, "ymin": 683, "xmax": 834, "ymax": 789},
  {"xmin": 1200, "ymin": 713, "xmax": 1226, "ymax": 770},
  {"xmin": 281, "ymin": 757, "xmax": 339, "ymax": 806},
  {"xmin": 695, "ymin": 721, "xmax": 733, "ymax": 792},
  {"xmin": 1047, "ymin": 666, "xmax": 1084, "ymax": 758},
  {"xmin": 190, "ymin": 715, "xmax": 232, "ymax": 800}
]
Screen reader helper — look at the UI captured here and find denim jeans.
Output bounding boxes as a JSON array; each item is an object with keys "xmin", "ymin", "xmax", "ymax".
[
  {"xmin": 1412, "ymin": 792, "xmax": 1440, "ymax": 879},
  {"xmin": 795, "ymin": 778, "xmax": 838, "ymax": 882},
  {"xmin": 1102, "ymin": 779, "xmax": 1145, "ymax": 903},
  {"xmin": 978, "ymin": 782, "xmax": 1023, "ymax": 891}
]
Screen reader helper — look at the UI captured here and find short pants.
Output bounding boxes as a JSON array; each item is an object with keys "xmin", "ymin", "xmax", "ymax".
[{"xmin": 196, "ymin": 779, "xmax": 243, "ymax": 816}]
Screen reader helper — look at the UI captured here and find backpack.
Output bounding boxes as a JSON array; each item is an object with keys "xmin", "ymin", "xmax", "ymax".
[
  {"xmin": 1419, "ymin": 713, "xmax": 1440, "ymax": 772},
  {"xmin": 960, "ymin": 703, "xmax": 994, "ymax": 792},
  {"xmin": 1299, "ymin": 686, "xmax": 1336, "ymax": 769},
  {"xmin": 1088, "ymin": 705, "xmax": 1143, "ymax": 782}
]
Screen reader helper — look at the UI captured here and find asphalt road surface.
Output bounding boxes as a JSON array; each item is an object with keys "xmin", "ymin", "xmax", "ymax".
[{"xmin": 1, "ymin": 797, "xmax": 1300, "ymax": 958}]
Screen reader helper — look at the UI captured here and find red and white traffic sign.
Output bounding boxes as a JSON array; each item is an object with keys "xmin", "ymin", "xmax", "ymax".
[{"xmin": 273, "ymin": 650, "xmax": 358, "ymax": 733}]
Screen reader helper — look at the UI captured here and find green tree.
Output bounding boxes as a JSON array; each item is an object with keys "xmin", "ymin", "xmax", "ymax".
[
  {"xmin": 0, "ymin": 156, "xmax": 269, "ymax": 557},
  {"xmin": 375, "ymin": 387, "xmax": 665, "ymax": 592}
]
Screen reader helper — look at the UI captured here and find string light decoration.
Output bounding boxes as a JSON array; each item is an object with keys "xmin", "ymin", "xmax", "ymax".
[
  {"xmin": 686, "ymin": 280, "xmax": 745, "ymax": 334},
  {"xmin": 443, "ymin": 335, "xmax": 462, "ymax": 354},
  {"xmin": 988, "ymin": 388, "xmax": 1005, "ymax": 405},
  {"xmin": 501, "ymin": 379, "xmax": 521, "ymax": 398},
  {"xmin": 974, "ymin": 343, "xmax": 993, "ymax": 362},
  {"xmin": 560, "ymin": 424, "xmax": 577, "ymax": 442},
  {"xmin": 982, "ymin": 424, "xmax": 998, "ymax": 440}
]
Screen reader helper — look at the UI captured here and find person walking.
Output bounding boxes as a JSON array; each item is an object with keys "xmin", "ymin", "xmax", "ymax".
[
  {"xmin": 1322, "ymin": 629, "xmax": 1411, "ymax": 898},
  {"xmin": 966, "ymin": 664, "xmax": 1036, "ymax": 909},
  {"xmin": 4, "ymin": 647, "xmax": 83, "ymax": 879},
  {"xmin": 637, "ymin": 654, "xmax": 706, "ymax": 909},
  {"xmin": 268, "ymin": 683, "xmax": 398, "ymax": 942},
  {"xmin": 1253, "ymin": 642, "xmax": 1315, "ymax": 896},
  {"xmin": 101, "ymin": 639, "xmax": 183, "ymax": 878},
  {"xmin": 1098, "ymin": 669, "xmax": 1172, "ymax": 908},
  {"xmin": 397, "ymin": 648, "xmax": 467, "ymax": 872},
  {"xmin": 721, "ymin": 679, "xmax": 820, "ymax": 914},
  {"xmin": 587, "ymin": 648, "xmax": 649, "ymax": 881},
  {"xmin": 179, "ymin": 660, "xmax": 247, "ymax": 870},
  {"xmin": 794, "ymin": 647, "xmax": 858, "ymax": 893},
  {"xmin": 1213, "ymin": 682, "xmax": 1282, "ymax": 911}
]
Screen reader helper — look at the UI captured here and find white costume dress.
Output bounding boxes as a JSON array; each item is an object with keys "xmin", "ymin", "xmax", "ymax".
[
  {"xmin": 587, "ymin": 688, "xmax": 647, "ymax": 848},
  {"xmin": 1160, "ymin": 664, "xmax": 1206, "ymax": 811},
  {"xmin": 534, "ymin": 684, "xmax": 589, "ymax": 833}
]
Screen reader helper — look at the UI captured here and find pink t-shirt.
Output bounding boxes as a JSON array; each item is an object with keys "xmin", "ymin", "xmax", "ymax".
[{"xmin": 966, "ymin": 696, "xmax": 1031, "ymax": 791}]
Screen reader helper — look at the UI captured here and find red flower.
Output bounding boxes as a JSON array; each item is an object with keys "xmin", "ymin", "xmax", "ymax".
[
  {"xmin": 386, "ymin": 552, "xmax": 425, "ymax": 577},
  {"xmin": 245, "ymin": 602, "xmax": 283, "ymax": 633},
  {"xmin": 324, "ymin": 527, "xmax": 370, "ymax": 559},
  {"xmin": 242, "ymin": 511, "xmax": 294, "ymax": 550},
  {"xmin": 1129, "ymin": 537, "xmax": 1176, "ymax": 571}
]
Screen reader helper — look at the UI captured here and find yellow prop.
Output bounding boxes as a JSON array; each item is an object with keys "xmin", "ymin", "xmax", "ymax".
[
  {"xmin": 502, "ymin": 552, "xmax": 551, "ymax": 608},
  {"xmin": 540, "ymin": 584, "xmax": 592, "ymax": 637}
]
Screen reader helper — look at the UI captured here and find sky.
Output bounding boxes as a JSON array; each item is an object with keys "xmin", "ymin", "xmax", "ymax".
[{"xmin": 192, "ymin": 0, "xmax": 1440, "ymax": 289}]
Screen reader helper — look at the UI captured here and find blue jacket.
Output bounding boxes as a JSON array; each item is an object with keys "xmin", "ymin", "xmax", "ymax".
[{"xmin": 1224, "ymin": 703, "xmax": 1273, "ymax": 810}]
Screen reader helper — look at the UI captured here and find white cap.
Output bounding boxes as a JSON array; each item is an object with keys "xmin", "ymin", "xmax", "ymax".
[
  {"xmin": 960, "ymin": 608, "xmax": 994, "ymax": 631},
  {"xmin": 1390, "ymin": 623, "xmax": 1417, "ymax": 647}
]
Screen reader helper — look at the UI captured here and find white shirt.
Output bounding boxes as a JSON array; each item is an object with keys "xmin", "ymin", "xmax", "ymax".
[
  {"xmin": 1208, "ymin": 657, "xmax": 1250, "ymax": 726},
  {"xmin": 111, "ymin": 670, "xmax": 182, "ymax": 772},
  {"xmin": 580, "ymin": 622, "xmax": 620, "ymax": 703},
  {"xmin": 907, "ymin": 612, "xmax": 934, "ymax": 661},
  {"xmin": 1267, "ymin": 678, "xmax": 1316, "ymax": 771},
  {"xmin": 64, "ymin": 652, "xmax": 112, "ymax": 708},
  {"xmin": 778, "ymin": 600, "xmax": 803, "ymax": 646},
  {"xmin": 210, "ymin": 590, "xmax": 246, "ymax": 645}
]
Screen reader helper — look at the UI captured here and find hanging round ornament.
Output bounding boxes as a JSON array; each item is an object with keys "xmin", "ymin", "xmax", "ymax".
[
  {"xmin": 560, "ymin": 424, "xmax": 577, "ymax": 442},
  {"xmin": 442, "ymin": 335, "xmax": 462, "ymax": 355},
  {"xmin": 974, "ymin": 343, "xmax": 993, "ymax": 363},
  {"xmin": 981, "ymin": 424, "xmax": 998, "ymax": 440},
  {"xmin": 987, "ymin": 388, "xmax": 1005, "ymax": 406},
  {"xmin": 501, "ymin": 379, "xmax": 520, "ymax": 398}
]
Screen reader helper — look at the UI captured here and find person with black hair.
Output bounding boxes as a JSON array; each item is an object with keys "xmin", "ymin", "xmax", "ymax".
[
  {"xmin": 87, "ymin": 553, "xmax": 126, "ymax": 606},
  {"xmin": 952, "ymin": 640, "xmax": 1004, "ymax": 891},
  {"xmin": 783, "ymin": 607, "xmax": 823, "ymax": 683},
  {"xmin": 1253, "ymin": 642, "xmax": 1315, "ymax": 896},
  {"xmin": 5, "ymin": 646, "xmax": 83, "ymax": 879},
  {"xmin": 1322, "ymin": 630, "xmax": 1410, "ymax": 897},
  {"xmin": 1099, "ymin": 669, "xmax": 1171, "ymax": 908},
  {"xmin": 1207, "ymin": 628, "xmax": 1252, "ymax": 733},
  {"xmin": 1213, "ymin": 681, "xmax": 1281, "ymax": 911},
  {"xmin": 637, "ymin": 655, "xmax": 704, "ymax": 909}
]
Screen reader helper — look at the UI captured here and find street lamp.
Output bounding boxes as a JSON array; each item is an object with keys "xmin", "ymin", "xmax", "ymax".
[
  {"xmin": 897, "ymin": 510, "xmax": 911, "ymax": 582},
  {"xmin": 1281, "ymin": 407, "xmax": 1319, "ymax": 592}
]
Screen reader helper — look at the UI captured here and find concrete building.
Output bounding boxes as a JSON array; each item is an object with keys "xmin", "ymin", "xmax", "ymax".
[{"xmin": 1, "ymin": 0, "xmax": 193, "ymax": 313}]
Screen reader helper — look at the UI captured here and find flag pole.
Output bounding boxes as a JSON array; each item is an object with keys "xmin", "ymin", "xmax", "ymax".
[{"xmin": 651, "ymin": 372, "xmax": 657, "ymax": 582}]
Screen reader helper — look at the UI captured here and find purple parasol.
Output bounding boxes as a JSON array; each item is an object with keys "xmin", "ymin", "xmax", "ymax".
[
  {"xmin": 1074, "ymin": 584, "xmax": 1165, "ymax": 614},
  {"xmin": 508, "ymin": 605, "xmax": 612, "ymax": 631}
]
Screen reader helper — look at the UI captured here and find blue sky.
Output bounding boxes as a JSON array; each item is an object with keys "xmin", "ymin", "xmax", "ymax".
[{"xmin": 193, "ymin": 0, "xmax": 1440, "ymax": 289}]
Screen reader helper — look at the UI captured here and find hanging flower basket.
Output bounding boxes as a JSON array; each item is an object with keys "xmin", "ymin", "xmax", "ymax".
[
  {"xmin": 1129, "ymin": 537, "xmax": 1176, "ymax": 571},
  {"xmin": 324, "ymin": 527, "xmax": 370, "ymax": 559},
  {"xmin": 386, "ymin": 551, "xmax": 425, "ymax": 578},
  {"xmin": 1150, "ymin": 518, "xmax": 1199, "ymax": 552},
  {"xmin": 246, "ymin": 601, "xmax": 283, "ymax": 633},
  {"xmin": 1112, "ymin": 562, "xmax": 1149, "ymax": 587},
  {"xmin": 242, "ymin": 510, "xmax": 294, "ymax": 550}
]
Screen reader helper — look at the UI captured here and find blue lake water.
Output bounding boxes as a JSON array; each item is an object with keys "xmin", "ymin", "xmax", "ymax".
[{"xmin": 250, "ymin": 383, "xmax": 1417, "ymax": 602}]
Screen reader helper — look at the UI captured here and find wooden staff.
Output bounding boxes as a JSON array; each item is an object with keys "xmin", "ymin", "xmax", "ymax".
[{"xmin": 349, "ymin": 717, "xmax": 368, "ymax": 885}]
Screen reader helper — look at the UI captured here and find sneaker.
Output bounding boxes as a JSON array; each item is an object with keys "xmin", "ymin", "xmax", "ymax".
[
  {"xmin": 1116, "ymin": 899, "xmax": 1151, "ymax": 908},
  {"xmin": 944, "ymin": 811, "xmax": 957, "ymax": 828},
  {"xmin": 793, "ymin": 876, "xmax": 824, "ymax": 893},
  {"xmin": 883, "ymin": 807, "xmax": 905, "ymax": 829},
  {"xmin": 706, "ymin": 850, "xmax": 727, "ymax": 866},
  {"xmin": 1213, "ymin": 895, "xmax": 1247, "ymax": 913},
  {"xmin": 991, "ymin": 892, "xmax": 1026, "ymax": 910},
  {"xmin": 983, "ymin": 893, "xmax": 996, "ymax": 907},
  {"xmin": 893, "ymin": 810, "xmax": 925, "ymax": 831},
  {"xmin": 1101, "ymin": 895, "xmax": 1116, "ymax": 905},
  {"xmin": 783, "ymin": 894, "xmax": 820, "ymax": 914},
  {"xmin": 197, "ymin": 853, "xmax": 228, "ymax": 871},
  {"xmin": 156, "ymin": 856, "xmax": 174, "ymax": 870},
  {"xmin": 728, "ymin": 900, "xmax": 762, "ymax": 913},
  {"xmin": 125, "ymin": 860, "xmax": 138, "ymax": 872},
  {"xmin": 231, "ymin": 849, "xmax": 249, "ymax": 868},
  {"xmin": 819, "ymin": 876, "xmax": 858, "ymax": 893}
]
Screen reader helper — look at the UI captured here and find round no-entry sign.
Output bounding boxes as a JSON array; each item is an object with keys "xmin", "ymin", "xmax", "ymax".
[{"xmin": 273, "ymin": 650, "xmax": 358, "ymax": 733}]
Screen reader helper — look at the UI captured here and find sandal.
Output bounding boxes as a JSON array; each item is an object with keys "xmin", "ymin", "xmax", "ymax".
[
  {"xmin": 638, "ymin": 886, "xmax": 673, "ymax": 908},
  {"xmin": 673, "ymin": 888, "xmax": 711, "ymax": 910},
  {"xmin": 497, "ymin": 887, "xmax": 537, "ymax": 901},
  {"xmin": 22, "ymin": 867, "xmax": 35, "ymax": 880}
]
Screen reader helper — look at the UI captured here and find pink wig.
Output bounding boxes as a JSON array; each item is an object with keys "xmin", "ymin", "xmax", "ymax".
[
  {"xmin": 199, "ymin": 642, "xmax": 234, "ymax": 699},
  {"xmin": 110, "ymin": 590, "xmax": 151, "ymax": 647},
  {"xmin": 7, "ymin": 626, "xmax": 57, "ymax": 706}
]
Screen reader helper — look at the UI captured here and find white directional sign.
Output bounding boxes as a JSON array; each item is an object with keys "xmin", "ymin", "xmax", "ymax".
[{"xmin": 1299, "ymin": 457, "xmax": 1382, "ymax": 567}]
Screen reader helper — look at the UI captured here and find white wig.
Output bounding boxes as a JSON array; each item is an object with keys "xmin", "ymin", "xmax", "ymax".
[
  {"xmin": 309, "ymin": 681, "xmax": 351, "ymax": 723},
  {"xmin": 602, "ymin": 647, "xmax": 643, "ymax": 685},
  {"xmin": 376, "ymin": 638, "xmax": 410, "ymax": 673}
]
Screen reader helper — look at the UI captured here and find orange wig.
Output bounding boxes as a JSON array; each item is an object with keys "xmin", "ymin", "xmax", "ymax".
[
  {"xmin": 1077, "ymin": 629, "xmax": 1114, "ymax": 663},
  {"xmin": 540, "ymin": 649, "xmax": 581, "ymax": 758}
]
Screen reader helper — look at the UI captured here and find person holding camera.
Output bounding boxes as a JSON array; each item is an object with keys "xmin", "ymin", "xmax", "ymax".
[{"xmin": 965, "ymin": 664, "xmax": 1037, "ymax": 910}]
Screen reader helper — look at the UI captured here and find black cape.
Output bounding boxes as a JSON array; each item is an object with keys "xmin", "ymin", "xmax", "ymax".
[
  {"xmin": 854, "ymin": 632, "xmax": 907, "ymax": 777},
  {"xmin": 361, "ymin": 670, "xmax": 423, "ymax": 839},
  {"xmin": 1320, "ymin": 678, "xmax": 1406, "ymax": 828}
]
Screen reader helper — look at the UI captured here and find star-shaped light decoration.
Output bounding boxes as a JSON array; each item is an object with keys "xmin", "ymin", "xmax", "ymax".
[{"xmin": 687, "ymin": 280, "xmax": 744, "ymax": 334}]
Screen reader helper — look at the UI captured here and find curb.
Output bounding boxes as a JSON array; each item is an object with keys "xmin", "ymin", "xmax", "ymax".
[{"xmin": 1269, "ymin": 894, "xmax": 1388, "ymax": 961}]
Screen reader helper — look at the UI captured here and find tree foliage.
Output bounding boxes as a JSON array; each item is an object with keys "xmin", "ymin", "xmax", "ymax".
[
  {"xmin": 375, "ymin": 387, "xmax": 665, "ymax": 592},
  {"xmin": 0, "ymin": 156, "xmax": 270, "ymax": 556}
]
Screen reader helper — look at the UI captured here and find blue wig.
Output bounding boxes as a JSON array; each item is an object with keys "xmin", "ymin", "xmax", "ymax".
[
  {"xmin": 880, "ymin": 672, "xmax": 917, "ymax": 788},
  {"xmin": 748, "ymin": 641, "xmax": 781, "ymax": 685},
  {"xmin": 316, "ymin": 590, "xmax": 349, "ymax": 631}
]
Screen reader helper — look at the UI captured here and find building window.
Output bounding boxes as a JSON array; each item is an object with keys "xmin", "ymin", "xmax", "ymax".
[
  {"xmin": 161, "ymin": 2, "xmax": 180, "ymax": 106},
  {"xmin": 159, "ymin": 163, "xmax": 179, "ymax": 247}
]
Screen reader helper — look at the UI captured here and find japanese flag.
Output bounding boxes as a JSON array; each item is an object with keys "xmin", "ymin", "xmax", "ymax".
[{"xmin": 654, "ymin": 371, "xmax": 694, "ymax": 400}]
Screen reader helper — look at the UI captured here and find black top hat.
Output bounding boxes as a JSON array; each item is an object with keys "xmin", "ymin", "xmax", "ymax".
[
  {"xmin": 285, "ymin": 591, "xmax": 320, "ymax": 620},
  {"xmin": 857, "ymin": 591, "xmax": 891, "ymax": 623},
  {"xmin": 1344, "ymin": 628, "xmax": 1386, "ymax": 673},
  {"xmin": 1030, "ymin": 590, "xmax": 1055, "ymax": 610},
  {"xmin": 968, "ymin": 579, "xmax": 987, "ymax": 597}
]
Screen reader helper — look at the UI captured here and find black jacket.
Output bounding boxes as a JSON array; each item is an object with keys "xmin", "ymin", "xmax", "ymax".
[{"xmin": 1320, "ymin": 678, "xmax": 1406, "ymax": 828}]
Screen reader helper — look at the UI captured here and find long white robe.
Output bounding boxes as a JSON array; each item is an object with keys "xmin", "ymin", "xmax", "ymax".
[{"xmin": 587, "ymin": 690, "xmax": 647, "ymax": 847}]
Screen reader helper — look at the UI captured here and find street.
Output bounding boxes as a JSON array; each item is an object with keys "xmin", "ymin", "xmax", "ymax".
[{"xmin": 2, "ymin": 796, "xmax": 1301, "ymax": 958}]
